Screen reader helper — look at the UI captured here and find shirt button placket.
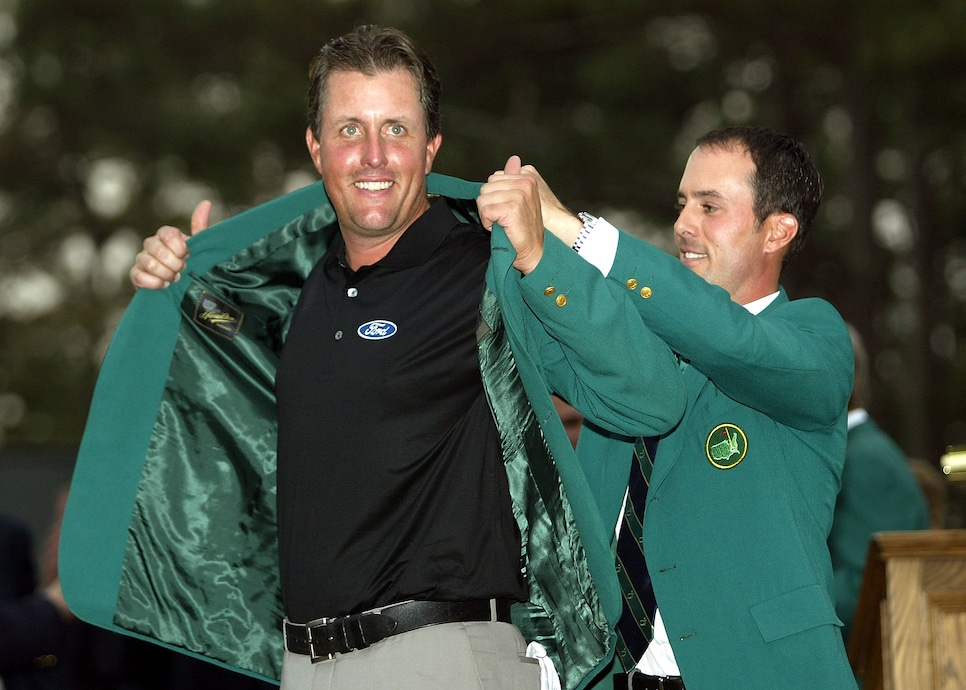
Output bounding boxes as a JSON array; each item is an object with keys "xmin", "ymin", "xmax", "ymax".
[{"xmin": 338, "ymin": 287, "xmax": 358, "ymax": 340}]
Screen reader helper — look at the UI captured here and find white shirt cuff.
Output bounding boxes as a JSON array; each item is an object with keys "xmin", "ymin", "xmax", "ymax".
[{"xmin": 573, "ymin": 216, "xmax": 619, "ymax": 275}]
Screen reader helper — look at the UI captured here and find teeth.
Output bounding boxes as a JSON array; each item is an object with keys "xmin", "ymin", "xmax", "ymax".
[
  {"xmin": 355, "ymin": 181, "xmax": 393, "ymax": 190},
  {"xmin": 683, "ymin": 251, "xmax": 706, "ymax": 259}
]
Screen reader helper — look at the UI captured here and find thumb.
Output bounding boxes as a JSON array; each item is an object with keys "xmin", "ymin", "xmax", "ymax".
[
  {"xmin": 190, "ymin": 200, "xmax": 212, "ymax": 236},
  {"xmin": 503, "ymin": 155, "xmax": 522, "ymax": 175}
]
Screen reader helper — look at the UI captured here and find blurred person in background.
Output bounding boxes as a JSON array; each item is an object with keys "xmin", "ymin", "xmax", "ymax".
[
  {"xmin": 552, "ymin": 395, "xmax": 584, "ymax": 449},
  {"xmin": 908, "ymin": 457, "xmax": 949, "ymax": 530},
  {"xmin": 827, "ymin": 324, "xmax": 930, "ymax": 645},
  {"xmin": 0, "ymin": 511, "xmax": 69, "ymax": 690}
]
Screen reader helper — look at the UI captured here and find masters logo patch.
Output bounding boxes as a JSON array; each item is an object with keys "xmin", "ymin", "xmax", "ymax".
[
  {"xmin": 705, "ymin": 423, "xmax": 748, "ymax": 469},
  {"xmin": 193, "ymin": 291, "xmax": 244, "ymax": 340}
]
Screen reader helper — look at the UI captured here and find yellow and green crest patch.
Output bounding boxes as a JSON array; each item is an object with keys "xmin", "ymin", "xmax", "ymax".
[{"xmin": 705, "ymin": 423, "xmax": 748, "ymax": 469}]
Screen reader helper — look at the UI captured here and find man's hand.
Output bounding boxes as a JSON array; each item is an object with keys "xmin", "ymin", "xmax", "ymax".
[
  {"xmin": 129, "ymin": 200, "xmax": 212, "ymax": 289},
  {"xmin": 477, "ymin": 156, "xmax": 546, "ymax": 275},
  {"xmin": 525, "ymin": 165, "xmax": 583, "ymax": 248}
]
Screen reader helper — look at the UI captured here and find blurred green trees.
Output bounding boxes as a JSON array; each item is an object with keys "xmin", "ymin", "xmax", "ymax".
[{"xmin": 0, "ymin": 0, "xmax": 964, "ymax": 468}]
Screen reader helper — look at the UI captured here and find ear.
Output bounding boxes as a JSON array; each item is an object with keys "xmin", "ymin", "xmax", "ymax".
[
  {"xmin": 305, "ymin": 127, "xmax": 324, "ymax": 175},
  {"xmin": 764, "ymin": 213, "xmax": 798, "ymax": 257},
  {"xmin": 424, "ymin": 133, "xmax": 442, "ymax": 175}
]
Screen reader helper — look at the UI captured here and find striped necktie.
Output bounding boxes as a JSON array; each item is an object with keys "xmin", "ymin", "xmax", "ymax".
[{"xmin": 614, "ymin": 436, "xmax": 658, "ymax": 671}]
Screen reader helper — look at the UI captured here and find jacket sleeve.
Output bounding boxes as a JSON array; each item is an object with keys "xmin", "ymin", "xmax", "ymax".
[
  {"xmin": 511, "ymin": 230, "xmax": 686, "ymax": 437},
  {"xmin": 604, "ymin": 227, "xmax": 852, "ymax": 430}
]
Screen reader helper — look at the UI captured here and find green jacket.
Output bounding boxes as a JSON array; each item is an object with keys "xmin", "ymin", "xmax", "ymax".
[
  {"xmin": 59, "ymin": 175, "xmax": 685, "ymax": 689},
  {"xmin": 521, "ymin": 226, "xmax": 859, "ymax": 689},
  {"xmin": 828, "ymin": 415, "xmax": 930, "ymax": 643}
]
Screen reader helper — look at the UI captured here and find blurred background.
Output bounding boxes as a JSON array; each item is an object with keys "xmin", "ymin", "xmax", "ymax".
[{"xmin": 1, "ymin": 0, "xmax": 965, "ymax": 540}]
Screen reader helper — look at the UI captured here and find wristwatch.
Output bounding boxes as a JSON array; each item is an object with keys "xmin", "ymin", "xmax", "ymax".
[{"xmin": 574, "ymin": 212, "xmax": 598, "ymax": 252}]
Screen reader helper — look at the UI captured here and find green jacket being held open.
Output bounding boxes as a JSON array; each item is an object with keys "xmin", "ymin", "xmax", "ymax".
[{"xmin": 59, "ymin": 174, "xmax": 686, "ymax": 689}]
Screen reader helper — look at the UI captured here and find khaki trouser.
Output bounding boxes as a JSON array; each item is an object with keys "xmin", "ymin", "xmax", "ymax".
[{"xmin": 280, "ymin": 620, "xmax": 540, "ymax": 690}]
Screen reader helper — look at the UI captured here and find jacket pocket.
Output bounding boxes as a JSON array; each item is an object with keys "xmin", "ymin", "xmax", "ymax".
[{"xmin": 750, "ymin": 583, "xmax": 842, "ymax": 642}]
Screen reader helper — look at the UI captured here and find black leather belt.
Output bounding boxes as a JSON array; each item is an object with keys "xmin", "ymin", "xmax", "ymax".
[
  {"xmin": 614, "ymin": 671, "xmax": 686, "ymax": 690},
  {"xmin": 284, "ymin": 599, "xmax": 513, "ymax": 662}
]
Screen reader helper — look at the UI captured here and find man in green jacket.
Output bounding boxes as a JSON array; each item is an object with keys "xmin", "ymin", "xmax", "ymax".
[
  {"xmin": 61, "ymin": 25, "xmax": 684, "ymax": 690},
  {"xmin": 480, "ymin": 126, "xmax": 858, "ymax": 689}
]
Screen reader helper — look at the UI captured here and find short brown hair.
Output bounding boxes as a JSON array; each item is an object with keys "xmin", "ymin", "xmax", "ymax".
[
  {"xmin": 306, "ymin": 25, "xmax": 441, "ymax": 141},
  {"xmin": 696, "ymin": 126, "xmax": 822, "ymax": 266}
]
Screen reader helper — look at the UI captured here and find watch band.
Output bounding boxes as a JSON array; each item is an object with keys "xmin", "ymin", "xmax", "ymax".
[{"xmin": 573, "ymin": 212, "xmax": 597, "ymax": 252}]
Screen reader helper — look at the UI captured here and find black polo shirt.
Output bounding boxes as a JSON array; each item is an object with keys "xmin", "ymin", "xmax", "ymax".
[{"xmin": 275, "ymin": 197, "xmax": 526, "ymax": 623}]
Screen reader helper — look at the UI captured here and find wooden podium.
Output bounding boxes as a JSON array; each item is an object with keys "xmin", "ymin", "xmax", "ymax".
[{"xmin": 848, "ymin": 529, "xmax": 966, "ymax": 689}]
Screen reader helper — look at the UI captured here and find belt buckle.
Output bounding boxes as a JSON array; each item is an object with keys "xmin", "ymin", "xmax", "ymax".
[
  {"xmin": 627, "ymin": 670, "xmax": 670, "ymax": 690},
  {"xmin": 305, "ymin": 618, "xmax": 337, "ymax": 663}
]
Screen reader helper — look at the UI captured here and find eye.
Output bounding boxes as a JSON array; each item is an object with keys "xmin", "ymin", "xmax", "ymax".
[
  {"xmin": 387, "ymin": 124, "xmax": 405, "ymax": 136},
  {"xmin": 342, "ymin": 124, "xmax": 361, "ymax": 137}
]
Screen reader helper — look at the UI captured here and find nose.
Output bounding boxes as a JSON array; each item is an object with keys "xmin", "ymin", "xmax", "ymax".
[
  {"xmin": 673, "ymin": 204, "xmax": 695, "ymax": 239},
  {"xmin": 362, "ymin": 134, "xmax": 388, "ymax": 168}
]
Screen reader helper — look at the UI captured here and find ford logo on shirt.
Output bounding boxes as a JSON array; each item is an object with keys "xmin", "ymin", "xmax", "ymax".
[{"xmin": 357, "ymin": 320, "xmax": 398, "ymax": 340}]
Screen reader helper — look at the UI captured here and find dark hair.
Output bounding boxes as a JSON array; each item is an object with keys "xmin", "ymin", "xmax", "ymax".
[
  {"xmin": 696, "ymin": 126, "xmax": 822, "ymax": 264},
  {"xmin": 306, "ymin": 25, "xmax": 441, "ymax": 141}
]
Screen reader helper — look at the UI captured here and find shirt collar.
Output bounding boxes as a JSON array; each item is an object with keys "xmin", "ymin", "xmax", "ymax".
[
  {"xmin": 742, "ymin": 291, "xmax": 780, "ymax": 315},
  {"xmin": 848, "ymin": 408, "xmax": 869, "ymax": 430},
  {"xmin": 334, "ymin": 195, "xmax": 456, "ymax": 272}
]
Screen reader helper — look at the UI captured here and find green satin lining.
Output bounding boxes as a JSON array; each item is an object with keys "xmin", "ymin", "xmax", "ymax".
[
  {"xmin": 113, "ymin": 196, "xmax": 608, "ymax": 688},
  {"xmin": 115, "ymin": 206, "xmax": 337, "ymax": 679},
  {"xmin": 478, "ymin": 287, "xmax": 609, "ymax": 690}
]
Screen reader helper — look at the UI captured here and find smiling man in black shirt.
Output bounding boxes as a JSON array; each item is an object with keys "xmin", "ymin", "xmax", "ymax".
[
  {"xmin": 132, "ymin": 27, "xmax": 545, "ymax": 688},
  {"xmin": 126, "ymin": 25, "xmax": 685, "ymax": 690},
  {"xmin": 276, "ymin": 198, "xmax": 526, "ymax": 625}
]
